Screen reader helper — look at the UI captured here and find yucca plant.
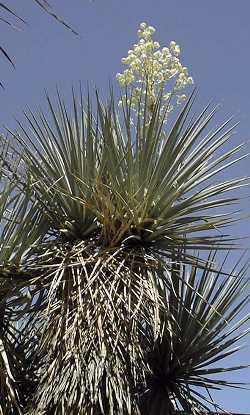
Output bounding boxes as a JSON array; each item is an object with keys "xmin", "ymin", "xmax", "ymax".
[
  {"xmin": 0, "ymin": 22, "xmax": 249, "ymax": 414},
  {"xmin": 0, "ymin": 83, "xmax": 249, "ymax": 414}
]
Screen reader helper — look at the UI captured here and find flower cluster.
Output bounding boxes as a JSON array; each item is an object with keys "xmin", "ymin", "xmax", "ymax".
[{"xmin": 116, "ymin": 22, "xmax": 193, "ymax": 116}]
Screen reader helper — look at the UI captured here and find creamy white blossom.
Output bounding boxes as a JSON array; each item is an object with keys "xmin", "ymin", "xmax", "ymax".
[{"xmin": 116, "ymin": 22, "xmax": 193, "ymax": 117}]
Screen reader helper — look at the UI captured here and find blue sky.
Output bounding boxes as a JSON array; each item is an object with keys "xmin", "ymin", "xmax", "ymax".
[{"xmin": 1, "ymin": 0, "xmax": 250, "ymax": 412}]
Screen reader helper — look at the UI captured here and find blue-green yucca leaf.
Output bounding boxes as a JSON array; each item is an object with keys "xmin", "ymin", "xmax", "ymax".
[
  {"xmin": 0, "ymin": 183, "xmax": 49, "ymax": 274},
  {"xmin": 32, "ymin": 0, "xmax": 78, "ymax": 34}
]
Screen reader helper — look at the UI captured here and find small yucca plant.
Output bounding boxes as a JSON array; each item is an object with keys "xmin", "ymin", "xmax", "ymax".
[{"xmin": 0, "ymin": 22, "xmax": 249, "ymax": 415}]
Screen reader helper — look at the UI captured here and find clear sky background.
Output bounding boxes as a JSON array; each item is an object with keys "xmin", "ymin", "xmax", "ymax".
[{"xmin": 1, "ymin": 0, "xmax": 250, "ymax": 412}]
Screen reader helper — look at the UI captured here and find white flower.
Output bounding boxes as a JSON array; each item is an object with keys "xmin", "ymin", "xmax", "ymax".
[
  {"xmin": 153, "ymin": 50, "xmax": 161, "ymax": 58},
  {"xmin": 174, "ymin": 45, "xmax": 181, "ymax": 55},
  {"xmin": 170, "ymin": 41, "xmax": 176, "ymax": 49},
  {"xmin": 147, "ymin": 26, "xmax": 156, "ymax": 34},
  {"xmin": 162, "ymin": 47, "xmax": 170, "ymax": 55},
  {"xmin": 176, "ymin": 94, "xmax": 187, "ymax": 104},
  {"xmin": 153, "ymin": 41, "xmax": 160, "ymax": 49}
]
